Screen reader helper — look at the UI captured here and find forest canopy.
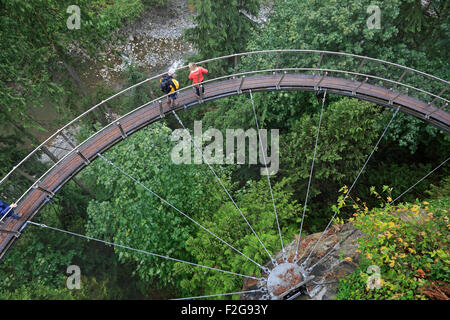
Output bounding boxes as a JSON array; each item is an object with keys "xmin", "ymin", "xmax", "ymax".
[{"xmin": 0, "ymin": 0, "xmax": 448, "ymax": 300}]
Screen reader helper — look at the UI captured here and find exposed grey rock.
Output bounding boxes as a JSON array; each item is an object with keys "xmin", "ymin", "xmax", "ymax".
[{"xmin": 241, "ymin": 223, "xmax": 366, "ymax": 300}]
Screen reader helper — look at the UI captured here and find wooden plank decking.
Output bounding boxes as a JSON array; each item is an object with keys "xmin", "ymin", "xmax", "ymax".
[{"xmin": 1, "ymin": 73, "xmax": 449, "ymax": 260}]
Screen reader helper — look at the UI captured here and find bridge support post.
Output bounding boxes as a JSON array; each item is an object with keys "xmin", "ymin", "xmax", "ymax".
[
  {"xmin": 314, "ymin": 52, "xmax": 324, "ymax": 76},
  {"xmin": 393, "ymin": 70, "xmax": 409, "ymax": 88},
  {"xmin": 352, "ymin": 77, "xmax": 368, "ymax": 96},
  {"xmin": 32, "ymin": 183, "xmax": 55, "ymax": 198},
  {"xmin": 40, "ymin": 142, "xmax": 93, "ymax": 197},
  {"xmin": 276, "ymin": 72, "xmax": 286, "ymax": 90},
  {"xmin": 42, "ymin": 144, "xmax": 92, "ymax": 196},
  {"xmin": 275, "ymin": 52, "xmax": 281, "ymax": 73},
  {"xmin": 238, "ymin": 76, "xmax": 246, "ymax": 94},
  {"xmin": 389, "ymin": 87, "xmax": 408, "ymax": 105},
  {"xmin": 0, "ymin": 229, "xmax": 20, "ymax": 238},
  {"xmin": 149, "ymin": 86, "xmax": 156, "ymax": 101},
  {"xmin": 76, "ymin": 150, "xmax": 90, "ymax": 165},
  {"xmin": 116, "ymin": 122, "xmax": 127, "ymax": 139},
  {"xmin": 59, "ymin": 131, "xmax": 76, "ymax": 149},
  {"xmin": 352, "ymin": 59, "xmax": 366, "ymax": 81},
  {"xmin": 428, "ymin": 84, "xmax": 449, "ymax": 107},
  {"xmin": 40, "ymin": 146, "xmax": 59, "ymax": 163},
  {"xmin": 426, "ymin": 102, "xmax": 448, "ymax": 119},
  {"xmin": 314, "ymin": 72, "xmax": 328, "ymax": 91},
  {"xmin": 16, "ymin": 168, "xmax": 36, "ymax": 184},
  {"xmin": 159, "ymin": 100, "xmax": 165, "ymax": 118}
]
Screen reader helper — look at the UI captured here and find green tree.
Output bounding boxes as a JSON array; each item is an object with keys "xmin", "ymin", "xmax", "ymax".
[
  {"xmin": 0, "ymin": 182, "xmax": 87, "ymax": 295},
  {"xmin": 280, "ymin": 98, "xmax": 383, "ymax": 229},
  {"xmin": 185, "ymin": 0, "xmax": 260, "ymax": 60},
  {"xmin": 174, "ymin": 178, "xmax": 301, "ymax": 298},
  {"xmin": 336, "ymin": 185, "xmax": 450, "ymax": 300},
  {"xmin": 244, "ymin": 0, "xmax": 449, "ymax": 153},
  {"xmin": 247, "ymin": 0, "xmax": 448, "ymax": 75},
  {"xmin": 396, "ymin": 0, "xmax": 449, "ymax": 59},
  {"xmin": 0, "ymin": 0, "xmax": 146, "ymax": 180},
  {"xmin": 83, "ymin": 122, "xmax": 227, "ymax": 289}
]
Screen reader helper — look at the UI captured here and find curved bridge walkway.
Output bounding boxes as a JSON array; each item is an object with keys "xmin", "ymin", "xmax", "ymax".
[{"xmin": 0, "ymin": 50, "xmax": 449, "ymax": 260}]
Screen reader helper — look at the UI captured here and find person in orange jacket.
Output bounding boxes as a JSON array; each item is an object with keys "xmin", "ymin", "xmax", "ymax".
[{"xmin": 188, "ymin": 63, "xmax": 208, "ymax": 100}]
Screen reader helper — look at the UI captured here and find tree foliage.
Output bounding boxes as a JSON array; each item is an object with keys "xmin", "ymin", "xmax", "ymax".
[
  {"xmin": 1, "ymin": 0, "xmax": 448, "ymax": 300},
  {"xmin": 174, "ymin": 178, "xmax": 302, "ymax": 298},
  {"xmin": 0, "ymin": 0, "xmax": 146, "ymax": 177},
  {"xmin": 185, "ymin": 0, "xmax": 260, "ymax": 59},
  {"xmin": 83, "ymin": 122, "xmax": 226, "ymax": 289},
  {"xmin": 244, "ymin": 0, "xmax": 449, "ymax": 152}
]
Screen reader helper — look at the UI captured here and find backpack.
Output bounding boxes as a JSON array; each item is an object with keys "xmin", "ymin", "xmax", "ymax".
[{"xmin": 160, "ymin": 75, "xmax": 172, "ymax": 94}]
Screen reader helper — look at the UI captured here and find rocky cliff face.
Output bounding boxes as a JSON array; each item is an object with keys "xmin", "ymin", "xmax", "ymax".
[{"xmin": 241, "ymin": 223, "xmax": 366, "ymax": 300}]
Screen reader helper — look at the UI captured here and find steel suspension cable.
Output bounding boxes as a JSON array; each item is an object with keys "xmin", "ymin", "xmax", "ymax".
[
  {"xmin": 302, "ymin": 106, "xmax": 400, "ymax": 266},
  {"xmin": 249, "ymin": 89, "xmax": 286, "ymax": 261},
  {"xmin": 345, "ymin": 106, "xmax": 401, "ymax": 200},
  {"xmin": 391, "ymin": 156, "xmax": 450, "ymax": 204},
  {"xmin": 96, "ymin": 153, "xmax": 266, "ymax": 271},
  {"xmin": 171, "ymin": 110, "xmax": 276, "ymax": 265},
  {"xmin": 26, "ymin": 221, "xmax": 263, "ymax": 281},
  {"xmin": 305, "ymin": 228, "xmax": 358, "ymax": 274},
  {"xmin": 294, "ymin": 90, "xmax": 327, "ymax": 262},
  {"xmin": 306, "ymin": 242, "xmax": 340, "ymax": 273}
]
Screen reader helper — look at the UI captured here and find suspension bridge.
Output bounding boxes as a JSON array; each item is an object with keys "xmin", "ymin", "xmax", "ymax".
[{"xmin": 0, "ymin": 50, "xmax": 449, "ymax": 299}]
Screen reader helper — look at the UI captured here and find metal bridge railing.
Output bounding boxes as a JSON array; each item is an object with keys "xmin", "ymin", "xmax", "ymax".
[{"xmin": 0, "ymin": 50, "xmax": 449, "ymax": 223}]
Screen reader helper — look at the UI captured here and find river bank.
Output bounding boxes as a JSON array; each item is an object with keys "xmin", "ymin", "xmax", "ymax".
[
  {"xmin": 78, "ymin": 0, "xmax": 197, "ymax": 92},
  {"xmin": 30, "ymin": 0, "xmax": 274, "ymax": 160},
  {"xmin": 29, "ymin": 0, "xmax": 198, "ymax": 154}
]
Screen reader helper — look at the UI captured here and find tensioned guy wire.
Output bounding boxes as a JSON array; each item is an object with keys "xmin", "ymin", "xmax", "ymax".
[
  {"xmin": 306, "ymin": 228, "xmax": 359, "ymax": 274},
  {"xmin": 294, "ymin": 89, "xmax": 327, "ymax": 262},
  {"xmin": 302, "ymin": 106, "xmax": 401, "ymax": 266},
  {"xmin": 345, "ymin": 106, "xmax": 401, "ymax": 200},
  {"xmin": 96, "ymin": 153, "xmax": 266, "ymax": 271},
  {"xmin": 26, "ymin": 221, "xmax": 263, "ymax": 281},
  {"xmin": 391, "ymin": 156, "xmax": 449, "ymax": 204},
  {"xmin": 249, "ymin": 89, "xmax": 286, "ymax": 261},
  {"xmin": 171, "ymin": 110, "xmax": 276, "ymax": 265}
]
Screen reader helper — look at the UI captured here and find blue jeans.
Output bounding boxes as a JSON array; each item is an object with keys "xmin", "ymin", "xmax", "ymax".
[
  {"xmin": 0, "ymin": 213, "xmax": 20, "ymax": 220},
  {"xmin": 10, "ymin": 213, "xmax": 20, "ymax": 219}
]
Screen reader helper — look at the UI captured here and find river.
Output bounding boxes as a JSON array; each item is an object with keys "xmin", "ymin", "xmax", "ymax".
[{"xmin": 77, "ymin": 0, "xmax": 197, "ymax": 91}]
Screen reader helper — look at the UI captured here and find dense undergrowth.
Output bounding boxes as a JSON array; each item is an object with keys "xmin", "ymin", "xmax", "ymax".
[{"xmin": 336, "ymin": 180, "xmax": 450, "ymax": 300}]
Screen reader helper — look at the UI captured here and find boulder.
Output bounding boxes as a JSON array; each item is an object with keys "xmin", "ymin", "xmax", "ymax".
[{"xmin": 241, "ymin": 223, "xmax": 366, "ymax": 300}]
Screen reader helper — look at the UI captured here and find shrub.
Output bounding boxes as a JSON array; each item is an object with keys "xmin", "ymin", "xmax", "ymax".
[{"xmin": 336, "ymin": 187, "xmax": 450, "ymax": 300}]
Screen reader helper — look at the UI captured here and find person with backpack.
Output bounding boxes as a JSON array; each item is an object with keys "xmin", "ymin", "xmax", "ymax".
[
  {"xmin": 0, "ymin": 200, "xmax": 20, "ymax": 221},
  {"xmin": 188, "ymin": 63, "xmax": 208, "ymax": 101},
  {"xmin": 160, "ymin": 68, "xmax": 179, "ymax": 108}
]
